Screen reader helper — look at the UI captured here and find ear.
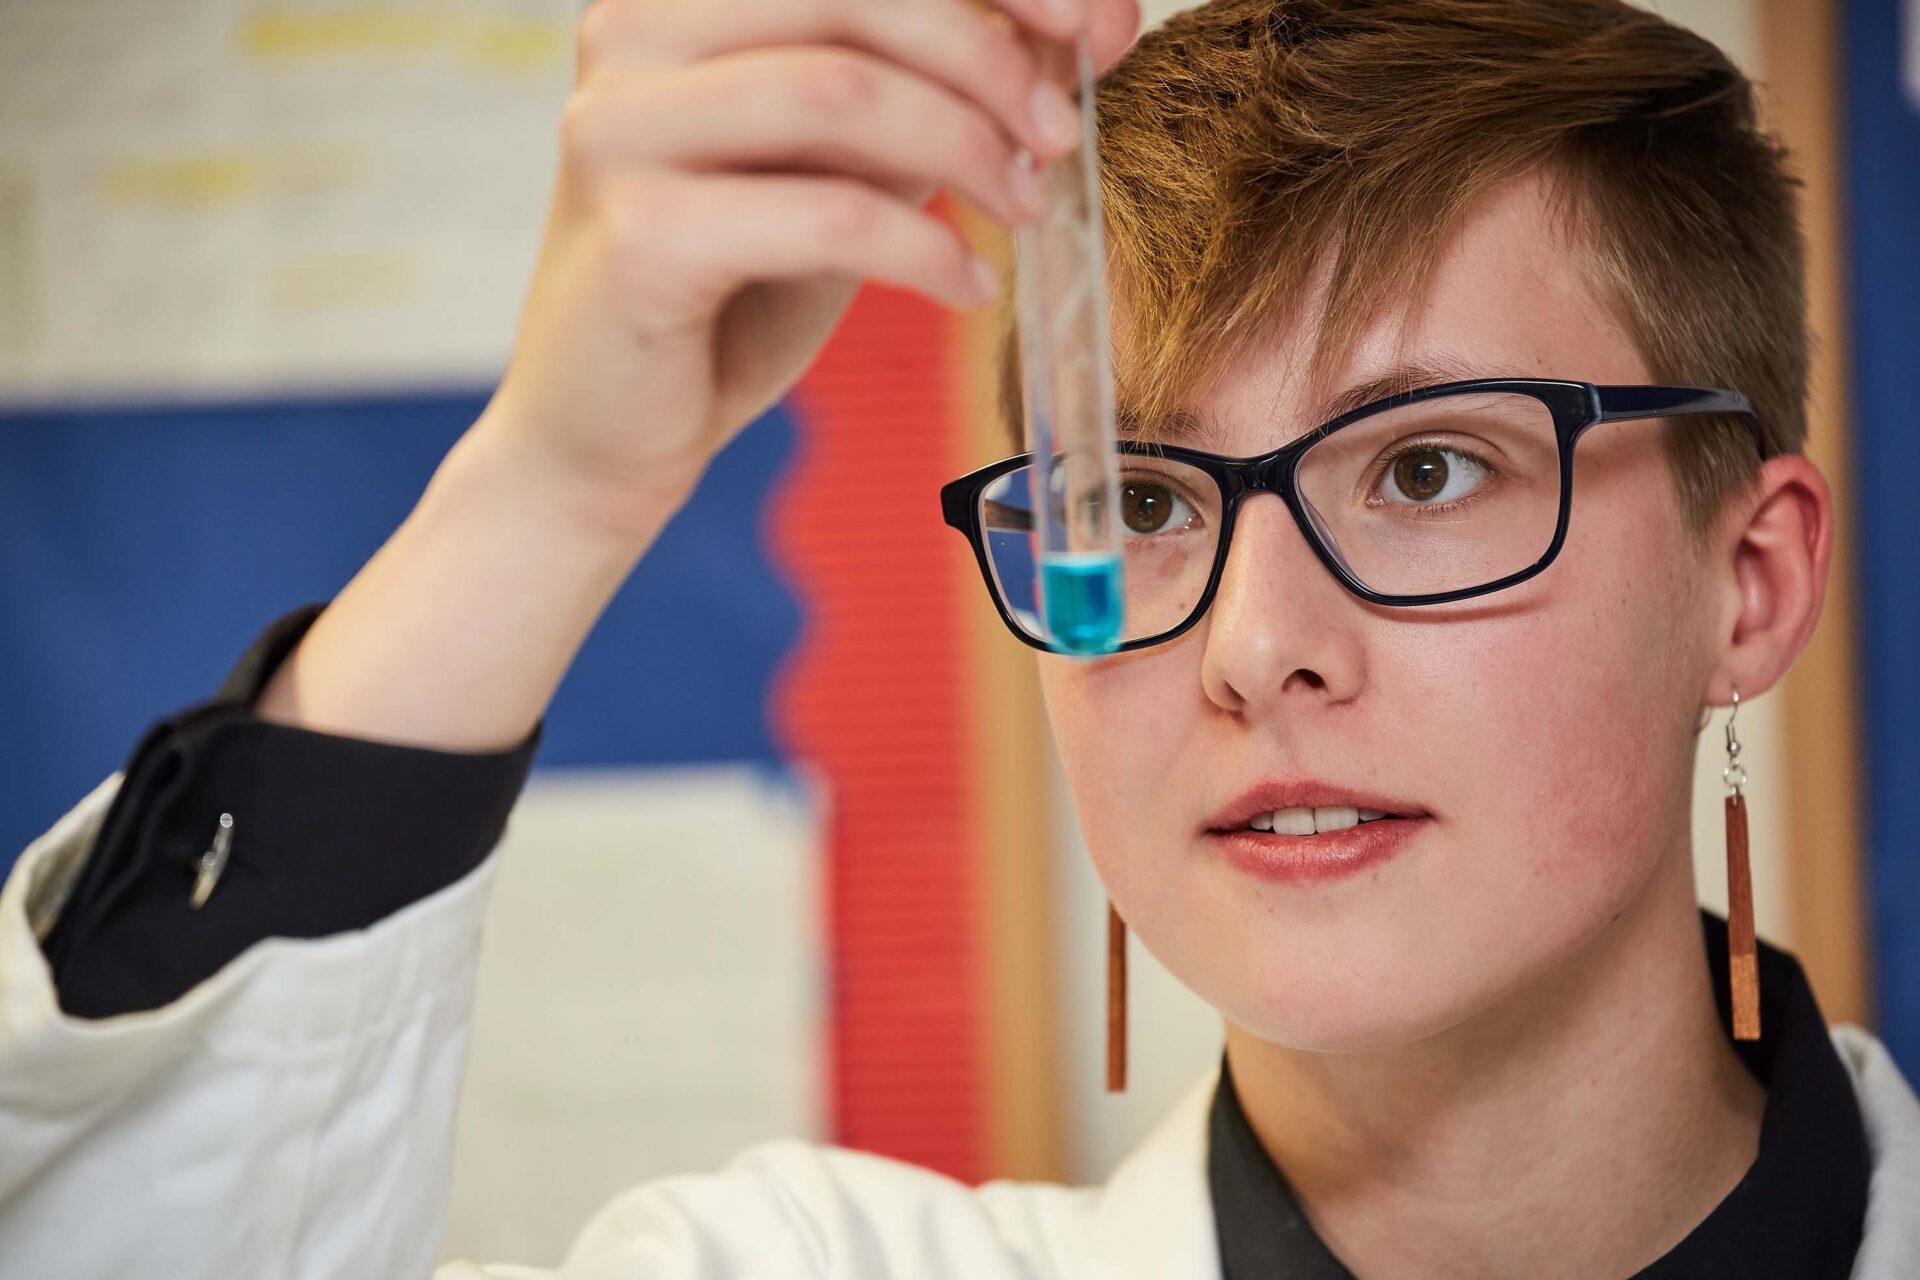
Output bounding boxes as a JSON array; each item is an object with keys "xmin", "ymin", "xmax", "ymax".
[{"xmin": 1708, "ymin": 454, "xmax": 1836, "ymax": 702}]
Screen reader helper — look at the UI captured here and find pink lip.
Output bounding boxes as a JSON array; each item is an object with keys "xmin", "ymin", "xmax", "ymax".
[{"xmin": 1206, "ymin": 816, "xmax": 1428, "ymax": 884}]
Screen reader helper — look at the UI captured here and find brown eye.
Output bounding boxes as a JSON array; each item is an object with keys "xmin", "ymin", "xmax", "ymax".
[
  {"xmin": 1380, "ymin": 445, "xmax": 1487, "ymax": 506},
  {"xmin": 1393, "ymin": 450, "xmax": 1449, "ymax": 501},
  {"xmin": 1121, "ymin": 481, "xmax": 1175, "ymax": 534}
]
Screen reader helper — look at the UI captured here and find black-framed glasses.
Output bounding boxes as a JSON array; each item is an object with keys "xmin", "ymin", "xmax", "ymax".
[{"xmin": 940, "ymin": 378, "xmax": 1768, "ymax": 655}]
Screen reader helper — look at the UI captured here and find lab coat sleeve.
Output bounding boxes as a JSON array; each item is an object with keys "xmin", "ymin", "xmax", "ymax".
[
  {"xmin": 435, "ymin": 1143, "xmax": 834, "ymax": 1280},
  {"xmin": 432, "ymin": 1139, "xmax": 1095, "ymax": 1280},
  {"xmin": 0, "ymin": 773, "xmax": 501, "ymax": 1279}
]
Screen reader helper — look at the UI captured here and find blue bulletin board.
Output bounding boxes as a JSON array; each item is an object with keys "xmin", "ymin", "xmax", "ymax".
[
  {"xmin": 0, "ymin": 391, "xmax": 800, "ymax": 868},
  {"xmin": 1844, "ymin": 0, "xmax": 1920, "ymax": 1074}
]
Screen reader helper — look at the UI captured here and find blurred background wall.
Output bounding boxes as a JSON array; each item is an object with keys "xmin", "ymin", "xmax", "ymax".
[{"xmin": 0, "ymin": 0, "xmax": 1911, "ymax": 1265}]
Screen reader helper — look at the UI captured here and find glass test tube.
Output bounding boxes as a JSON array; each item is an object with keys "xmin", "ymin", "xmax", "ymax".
[{"xmin": 1014, "ymin": 31, "xmax": 1125, "ymax": 656}]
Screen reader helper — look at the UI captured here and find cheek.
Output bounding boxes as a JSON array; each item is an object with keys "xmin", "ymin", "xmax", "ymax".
[
  {"xmin": 1446, "ymin": 503, "xmax": 1704, "ymax": 896},
  {"xmin": 1038, "ymin": 649, "xmax": 1200, "ymax": 893}
]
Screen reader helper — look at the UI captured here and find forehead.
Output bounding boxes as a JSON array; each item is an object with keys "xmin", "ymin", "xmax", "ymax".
[{"xmin": 1118, "ymin": 171, "xmax": 1654, "ymax": 454}]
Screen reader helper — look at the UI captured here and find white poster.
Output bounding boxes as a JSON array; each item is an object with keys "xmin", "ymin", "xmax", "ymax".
[
  {"xmin": 0, "ymin": 0, "xmax": 577, "ymax": 406},
  {"xmin": 445, "ymin": 765, "xmax": 827, "ymax": 1266}
]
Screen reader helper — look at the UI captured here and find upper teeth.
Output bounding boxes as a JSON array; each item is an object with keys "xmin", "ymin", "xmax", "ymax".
[{"xmin": 1248, "ymin": 806, "xmax": 1388, "ymax": 834}]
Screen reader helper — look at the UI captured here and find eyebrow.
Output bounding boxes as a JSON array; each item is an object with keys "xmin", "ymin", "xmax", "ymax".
[
  {"xmin": 1316, "ymin": 355, "xmax": 1488, "ymax": 422},
  {"xmin": 1114, "ymin": 355, "xmax": 1489, "ymax": 449}
]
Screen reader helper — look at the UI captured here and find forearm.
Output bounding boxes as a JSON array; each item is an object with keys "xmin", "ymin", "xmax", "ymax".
[{"xmin": 255, "ymin": 413, "xmax": 693, "ymax": 752}]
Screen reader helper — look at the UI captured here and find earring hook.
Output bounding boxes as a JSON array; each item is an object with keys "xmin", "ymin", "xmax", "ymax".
[{"xmin": 1722, "ymin": 687, "xmax": 1747, "ymax": 796}]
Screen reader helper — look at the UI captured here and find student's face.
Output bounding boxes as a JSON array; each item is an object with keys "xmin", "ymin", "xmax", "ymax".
[{"xmin": 1038, "ymin": 172, "xmax": 1721, "ymax": 1052}]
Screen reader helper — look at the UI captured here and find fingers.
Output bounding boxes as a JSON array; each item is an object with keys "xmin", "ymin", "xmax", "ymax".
[
  {"xmin": 601, "ymin": 172, "xmax": 1001, "ymax": 320},
  {"xmin": 563, "ymin": 50, "xmax": 1048, "ymax": 227},
  {"xmin": 575, "ymin": 0, "xmax": 1097, "ymax": 162},
  {"xmin": 556, "ymin": 0, "xmax": 1148, "ymax": 323}
]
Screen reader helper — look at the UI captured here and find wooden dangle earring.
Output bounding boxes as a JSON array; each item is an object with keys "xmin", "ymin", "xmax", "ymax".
[
  {"xmin": 1107, "ymin": 900, "xmax": 1127, "ymax": 1091},
  {"xmin": 1723, "ymin": 688, "xmax": 1761, "ymax": 1040}
]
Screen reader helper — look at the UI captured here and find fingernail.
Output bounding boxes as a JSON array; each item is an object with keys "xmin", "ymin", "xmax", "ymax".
[
  {"xmin": 1030, "ymin": 81, "xmax": 1082, "ymax": 153},
  {"xmin": 968, "ymin": 254, "xmax": 1001, "ymax": 303}
]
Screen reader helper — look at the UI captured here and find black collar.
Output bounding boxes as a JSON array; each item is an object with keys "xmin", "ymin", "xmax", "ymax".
[{"xmin": 1208, "ymin": 910, "xmax": 1870, "ymax": 1278}]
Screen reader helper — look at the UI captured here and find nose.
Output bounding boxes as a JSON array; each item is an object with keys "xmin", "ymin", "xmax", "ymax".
[{"xmin": 1197, "ymin": 493, "xmax": 1367, "ymax": 716}]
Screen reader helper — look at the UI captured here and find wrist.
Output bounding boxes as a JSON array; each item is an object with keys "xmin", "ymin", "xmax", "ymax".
[
  {"xmin": 254, "ymin": 419, "xmax": 669, "ymax": 749},
  {"xmin": 441, "ymin": 406, "xmax": 705, "ymax": 558}
]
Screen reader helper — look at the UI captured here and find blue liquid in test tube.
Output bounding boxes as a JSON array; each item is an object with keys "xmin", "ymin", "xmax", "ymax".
[{"xmin": 1042, "ymin": 552, "xmax": 1124, "ymax": 656}]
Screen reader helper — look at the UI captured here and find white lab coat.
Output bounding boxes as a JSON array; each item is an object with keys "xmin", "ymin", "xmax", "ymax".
[{"xmin": 2, "ymin": 776, "xmax": 1917, "ymax": 1279}]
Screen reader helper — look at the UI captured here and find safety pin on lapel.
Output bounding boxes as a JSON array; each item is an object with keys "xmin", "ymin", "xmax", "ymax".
[{"xmin": 190, "ymin": 813, "xmax": 234, "ymax": 909}]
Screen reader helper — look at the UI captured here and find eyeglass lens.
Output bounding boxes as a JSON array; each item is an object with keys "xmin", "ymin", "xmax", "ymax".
[{"xmin": 978, "ymin": 390, "xmax": 1565, "ymax": 646}]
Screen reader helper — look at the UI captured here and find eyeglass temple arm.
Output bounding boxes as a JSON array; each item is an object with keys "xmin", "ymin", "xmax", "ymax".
[
  {"xmin": 1594, "ymin": 385, "xmax": 1755, "ymax": 422},
  {"xmin": 981, "ymin": 497, "xmax": 1036, "ymax": 532},
  {"xmin": 1592, "ymin": 385, "xmax": 1769, "ymax": 457}
]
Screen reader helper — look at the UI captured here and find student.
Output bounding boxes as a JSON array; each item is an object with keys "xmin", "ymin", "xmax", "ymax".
[{"xmin": 2, "ymin": 0, "xmax": 1916, "ymax": 1275}]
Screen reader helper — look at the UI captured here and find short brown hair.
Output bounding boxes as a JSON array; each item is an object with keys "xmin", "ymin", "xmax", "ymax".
[{"xmin": 998, "ymin": 0, "xmax": 1806, "ymax": 532}]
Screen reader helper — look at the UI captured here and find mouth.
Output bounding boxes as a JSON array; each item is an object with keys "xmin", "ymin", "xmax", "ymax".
[
  {"xmin": 1204, "ymin": 790, "xmax": 1430, "ymax": 883},
  {"xmin": 1205, "ymin": 787, "xmax": 1428, "ymax": 835}
]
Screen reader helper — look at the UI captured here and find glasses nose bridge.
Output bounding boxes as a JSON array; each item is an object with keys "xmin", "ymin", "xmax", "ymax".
[
  {"xmin": 1218, "ymin": 450, "xmax": 1325, "ymax": 563},
  {"xmin": 1216, "ymin": 444, "xmax": 1361, "ymax": 588},
  {"xmin": 1218, "ymin": 451, "xmax": 1297, "ymax": 523}
]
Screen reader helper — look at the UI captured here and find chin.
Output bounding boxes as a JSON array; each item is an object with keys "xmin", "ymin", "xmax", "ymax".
[
  {"xmin": 1220, "ymin": 979, "xmax": 1476, "ymax": 1056},
  {"xmin": 1154, "ymin": 911, "xmax": 1496, "ymax": 1056},
  {"xmin": 1199, "ymin": 901, "xmax": 1630, "ymax": 1057}
]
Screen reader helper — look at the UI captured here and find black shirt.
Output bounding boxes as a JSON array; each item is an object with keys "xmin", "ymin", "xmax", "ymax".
[
  {"xmin": 39, "ymin": 604, "xmax": 540, "ymax": 1017},
  {"xmin": 1208, "ymin": 913, "xmax": 1872, "ymax": 1278}
]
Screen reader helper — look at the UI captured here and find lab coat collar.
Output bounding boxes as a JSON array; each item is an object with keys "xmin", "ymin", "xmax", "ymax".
[{"xmin": 1072, "ymin": 1066, "xmax": 1224, "ymax": 1280}]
